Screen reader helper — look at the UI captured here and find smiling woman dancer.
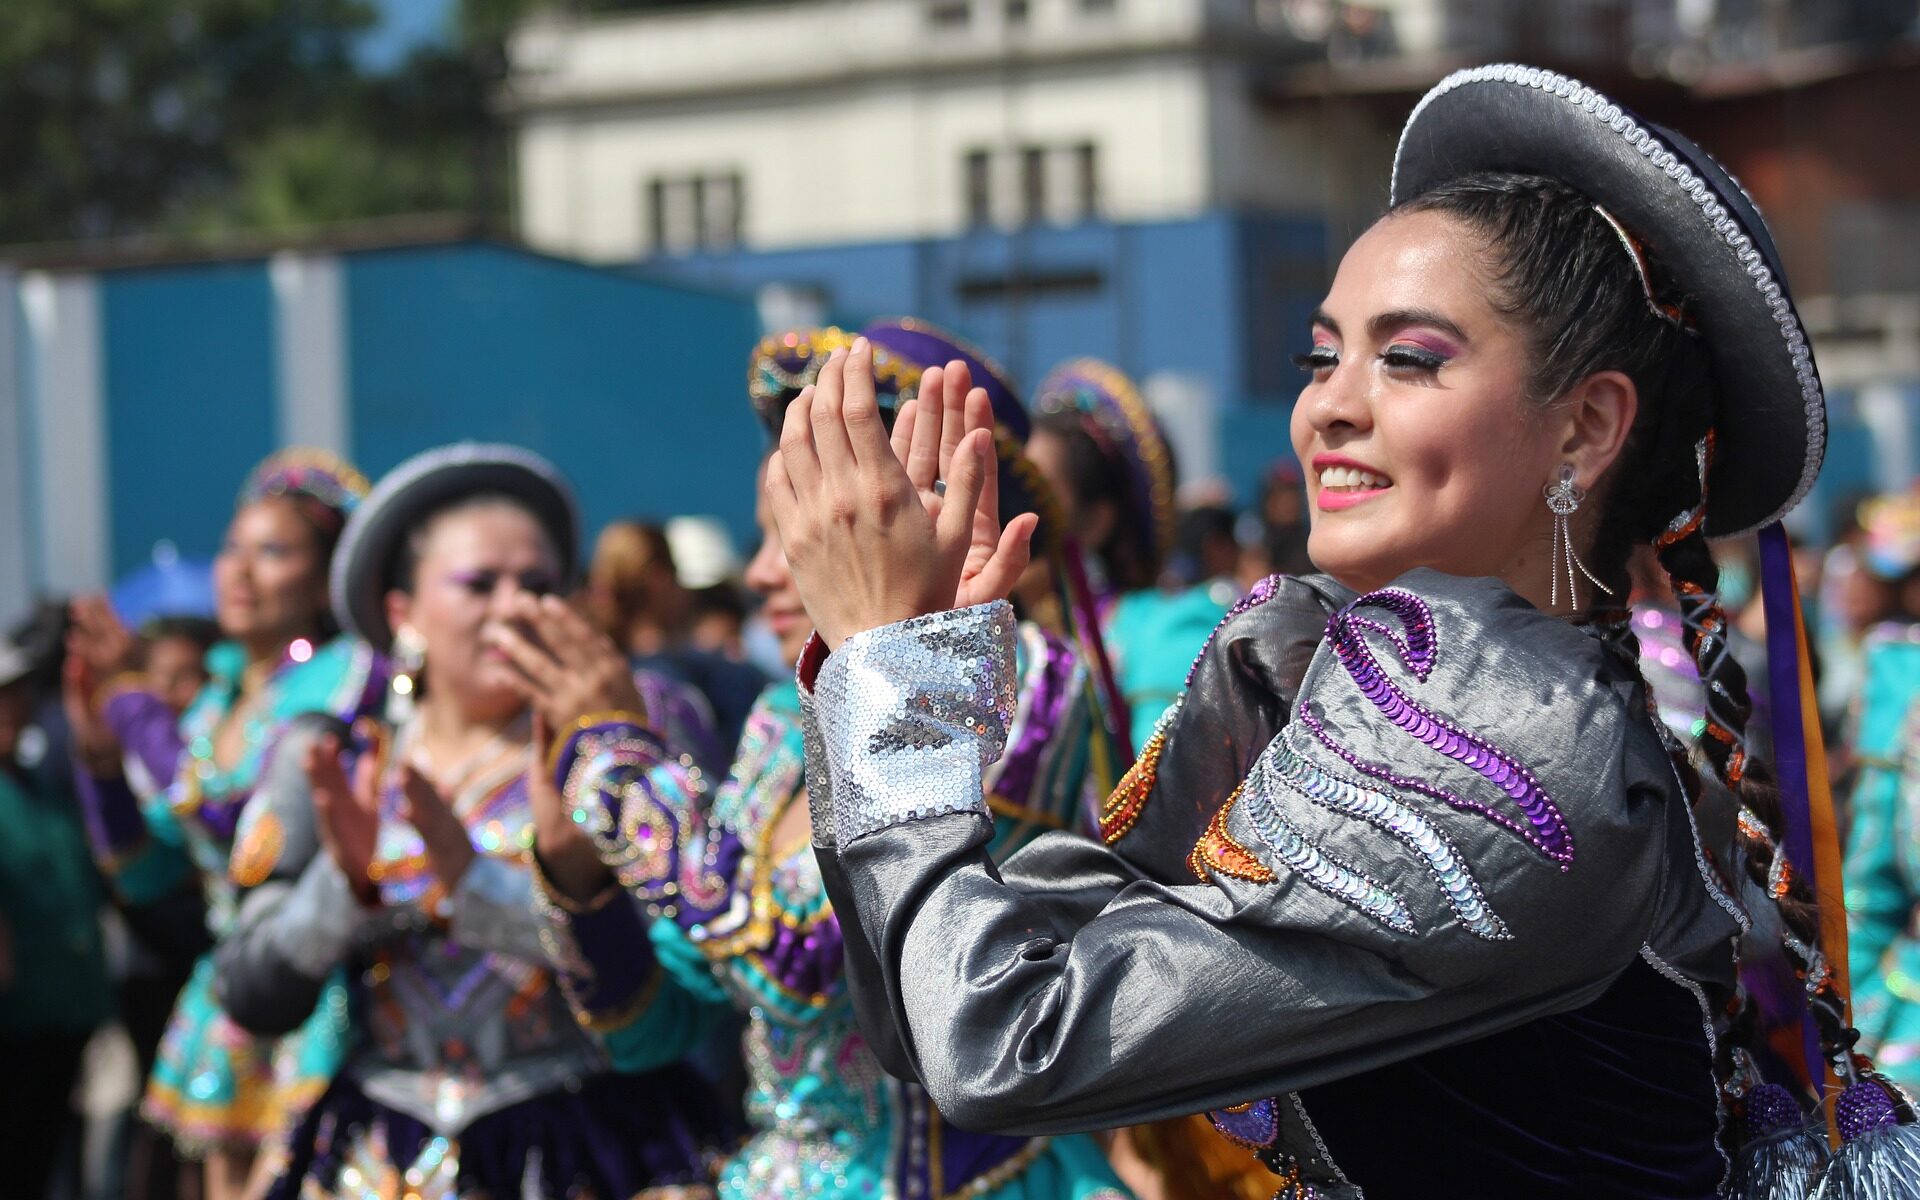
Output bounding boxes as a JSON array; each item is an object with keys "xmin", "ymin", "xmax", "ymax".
[
  {"xmin": 766, "ymin": 67, "xmax": 1920, "ymax": 1199},
  {"xmin": 64, "ymin": 450, "xmax": 375, "ymax": 1200},
  {"xmin": 214, "ymin": 444, "xmax": 728, "ymax": 1199}
]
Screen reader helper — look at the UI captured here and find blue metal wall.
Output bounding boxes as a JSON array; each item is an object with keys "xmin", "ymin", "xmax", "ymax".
[
  {"xmin": 345, "ymin": 244, "xmax": 765, "ymax": 556},
  {"xmin": 649, "ymin": 213, "xmax": 1326, "ymax": 502},
  {"xmin": 101, "ymin": 263, "xmax": 279, "ymax": 577},
  {"xmin": 11, "ymin": 241, "xmax": 768, "ymax": 606}
]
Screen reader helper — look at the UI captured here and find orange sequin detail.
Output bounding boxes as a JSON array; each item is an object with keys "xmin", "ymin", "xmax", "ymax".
[
  {"xmin": 1100, "ymin": 726, "xmax": 1164, "ymax": 844},
  {"xmin": 229, "ymin": 810, "xmax": 285, "ymax": 888},
  {"xmin": 1188, "ymin": 786, "xmax": 1275, "ymax": 884}
]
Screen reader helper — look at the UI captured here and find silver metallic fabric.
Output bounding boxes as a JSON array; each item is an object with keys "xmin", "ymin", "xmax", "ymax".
[
  {"xmin": 811, "ymin": 602, "xmax": 1019, "ymax": 847},
  {"xmin": 214, "ymin": 712, "xmax": 621, "ymax": 1133},
  {"xmin": 807, "ymin": 570, "xmax": 1745, "ymax": 1194}
]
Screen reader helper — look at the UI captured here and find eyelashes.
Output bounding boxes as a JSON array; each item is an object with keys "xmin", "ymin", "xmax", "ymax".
[
  {"xmin": 1291, "ymin": 347, "xmax": 1339, "ymax": 373},
  {"xmin": 1290, "ymin": 345, "xmax": 1451, "ymax": 375}
]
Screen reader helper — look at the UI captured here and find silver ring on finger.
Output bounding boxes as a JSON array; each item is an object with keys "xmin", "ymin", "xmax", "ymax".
[{"xmin": 933, "ymin": 479, "xmax": 947, "ymax": 497}]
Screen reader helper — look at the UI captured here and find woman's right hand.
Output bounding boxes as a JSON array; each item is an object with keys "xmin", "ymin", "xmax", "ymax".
[
  {"xmin": 67, "ymin": 596, "xmax": 140, "ymax": 681},
  {"xmin": 307, "ymin": 733, "xmax": 381, "ymax": 906},
  {"xmin": 62, "ymin": 651, "xmax": 123, "ymax": 777},
  {"xmin": 485, "ymin": 593, "xmax": 647, "ymax": 734}
]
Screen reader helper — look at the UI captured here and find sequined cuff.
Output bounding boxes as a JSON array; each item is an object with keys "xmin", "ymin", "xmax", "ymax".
[
  {"xmin": 813, "ymin": 602, "xmax": 1019, "ymax": 846},
  {"xmin": 530, "ymin": 860, "xmax": 662, "ymax": 1030},
  {"xmin": 555, "ymin": 719, "xmax": 699, "ymax": 906},
  {"xmin": 797, "ymin": 680, "xmax": 836, "ymax": 849}
]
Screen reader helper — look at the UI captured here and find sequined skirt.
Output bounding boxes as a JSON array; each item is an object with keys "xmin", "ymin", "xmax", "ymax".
[
  {"xmin": 142, "ymin": 954, "xmax": 349, "ymax": 1156},
  {"xmin": 265, "ymin": 1067, "xmax": 730, "ymax": 1200}
]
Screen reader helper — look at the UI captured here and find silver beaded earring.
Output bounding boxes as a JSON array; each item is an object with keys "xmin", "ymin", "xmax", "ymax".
[{"xmin": 1544, "ymin": 464, "xmax": 1614, "ymax": 611}]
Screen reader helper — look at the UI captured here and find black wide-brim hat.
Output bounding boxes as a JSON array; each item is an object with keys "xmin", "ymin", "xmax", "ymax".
[
  {"xmin": 1391, "ymin": 64, "xmax": 1825, "ymax": 536},
  {"xmin": 331, "ymin": 442, "xmax": 579, "ymax": 653}
]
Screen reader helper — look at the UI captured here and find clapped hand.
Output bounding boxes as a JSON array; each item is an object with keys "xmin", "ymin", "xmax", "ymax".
[
  {"xmin": 307, "ymin": 733, "xmax": 382, "ymax": 905},
  {"xmin": 766, "ymin": 340, "xmax": 1038, "ymax": 649},
  {"xmin": 525, "ymin": 711, "xmax": 614, "ymax": 904}
]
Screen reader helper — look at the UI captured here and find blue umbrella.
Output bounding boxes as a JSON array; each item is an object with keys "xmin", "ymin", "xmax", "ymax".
[{"xmin": 111, "ymin": 541, "xmax": 216, "ymax": 627}]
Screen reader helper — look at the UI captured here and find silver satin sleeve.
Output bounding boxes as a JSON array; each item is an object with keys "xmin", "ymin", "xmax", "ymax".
[
  {"xmin": 215, "ymin": 715, "xmax": 418, "ymax": 1036},
  {"xmin": 809, "ymin": 602, "xmax": 1018, "ymax": 848},
  {"xmin": 811, "ymin": 570, "xmax": 1743, "ymax": 1135}
]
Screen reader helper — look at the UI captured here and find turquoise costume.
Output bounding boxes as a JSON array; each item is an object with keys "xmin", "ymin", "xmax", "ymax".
[
  {"xmin": 78, "ymin": 635, "xmax": 377, "ymax": 1152},
  {"xmin": 1845, "ymin": 626, "xmax": 1920, "ymax": 1088},
  {"xmin": 571, "ymin": 656, "xmax": 1128, "ymax": 1200},
  {"xmin": 1103, "ymin": 586, "xmax": 1232, "ymax": 751}
]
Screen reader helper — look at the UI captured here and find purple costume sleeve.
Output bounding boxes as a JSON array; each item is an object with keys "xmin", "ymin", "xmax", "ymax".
[
  {"xmin": 541, "ymin": 715, "xmax": 700, "ymax": 1029},
  {"xmin": 101, "ymin": 684, "xmax": 185, "ymax": 791}
]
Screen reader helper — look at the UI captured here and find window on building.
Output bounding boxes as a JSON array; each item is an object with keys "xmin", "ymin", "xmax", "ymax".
[
  {"xmin": 644, "ymin": 171, "xmax": 745, "ymax": 254},
  {"xmin": 928, "ymin": 0, "xmax": 971, "ymax": 26},
  {"xmin": 964, "ymin": 148, "xmax": 993, "ymax": 228},
  {"xmin": 963, "ymin": 141, "xmax": 1101, "ymax": 229},
  {"xmin": 1079, "ymin": 0, "xmax": 1117, "ymax": 11},
  {"xmin": 1005, "ymin": 0, "xmax": 1031, "ymax": 23},
  {"xmin": 1074, "ymin": 142, "xmax": 1100, "ymax": 219},
  {"xmin": 1021, "ymin": 146, "xmax": 1047, "ymax": 225}
]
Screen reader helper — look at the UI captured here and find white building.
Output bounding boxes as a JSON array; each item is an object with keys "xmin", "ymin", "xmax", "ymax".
[{"xmin": 503, "ymin": 0, "xmax": 1383, "ymax": 262}]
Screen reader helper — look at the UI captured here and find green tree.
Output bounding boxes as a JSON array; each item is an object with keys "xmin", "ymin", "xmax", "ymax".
[
  {"xmin": 0, "ymin": 0, "xmax": 714, "ymax": 247},
  {"xmin": 0, "ymin": 0, "xmax": 375, "ymax": 243}
]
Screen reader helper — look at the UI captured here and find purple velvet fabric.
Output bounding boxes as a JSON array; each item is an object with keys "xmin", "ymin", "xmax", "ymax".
[
  {"xmin": 265, "ymin": 1069, "xmax": 728, "ymax": 1199},
  {"xmin": 989, "ymin": 632, "xmax": 1080, "ymax": 816},
  {"xmin": 1295, "ymin": 957, "xmax": 1723, "ymax": 1198}
]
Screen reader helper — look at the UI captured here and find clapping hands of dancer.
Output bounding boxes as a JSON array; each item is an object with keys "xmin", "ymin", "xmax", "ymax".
[
  {"xmin": 306, "ymin": 730, "xmax": 478, "ymax": 903},
  {"xmin": 306, "ymin": 732, "xmax": 382, "ymax": 905},
  {"xmin": 765, "ymin": 340, "xmax": 1038, "ymax": 649},
  {"xmin": 61, "ymin": 596, "xmax": 141, "ymax": 775},
  {"xmin": 483, "ymin": 594, "xmax": 632, "ymax": 901}
]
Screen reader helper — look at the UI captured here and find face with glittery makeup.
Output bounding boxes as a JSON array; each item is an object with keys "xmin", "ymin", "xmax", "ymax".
[
  {"xmin": 386, "ymin": 500, "xmax": 562, "ymax": 721},
  {"xmin": 1289, "ymin": 208, "xmax": 1582, "ymax": 597}
]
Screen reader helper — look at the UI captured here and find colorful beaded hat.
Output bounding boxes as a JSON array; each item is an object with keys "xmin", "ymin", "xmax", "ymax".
[
  {"xmin": 859, "ymin": 317, "xmax": 1031, "ymax": 444},
  {"xmin": 237, "ymin": 448, "xmax": 370, "ymax": 533},
  {"xmin": 747, "ymin": 326, "xmax": 922, "ymax": 436},
  {"xmin": 1391, "ymin": 63, "xmax": 1824, "ymax": 537},
  {"xmin": 1034, "ymin": 358, "xmax": 1177, "ymax": 577},
  {"xmin": 330, "ymin": 443, "xmax": 578, "ymax": 653}
]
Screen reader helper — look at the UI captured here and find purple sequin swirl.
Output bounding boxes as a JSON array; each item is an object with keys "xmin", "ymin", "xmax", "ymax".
[
  {"xmin": 1207, "ymin": 1097, "xmax": 1280, "ymax": 1149},
  {"xmin": 1836, "ymin": 1080, "xmax": 1901, "ymax": 1142},
  {"xmin": 1326, "ymin": 588, "xmax": 1575, "ymax": 869},
  {"xmin": 1745, "ymin": 1082, "xmax": 1803, "ymax": 1136}
]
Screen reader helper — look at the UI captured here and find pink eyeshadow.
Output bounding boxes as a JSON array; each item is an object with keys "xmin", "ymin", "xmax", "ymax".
[{"xmin": 1396, "ymin": 331, "xmax": 1460, "ymax": 357}]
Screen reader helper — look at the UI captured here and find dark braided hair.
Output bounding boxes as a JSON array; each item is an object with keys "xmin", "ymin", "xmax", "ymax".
[
  {"xmin": 1033, "ymin": 409, "xmax": 1162, "ymax": 593},
  {"xmin": 1395, "ymin": 172, "xmax": 1875, "ymax": 1127}
]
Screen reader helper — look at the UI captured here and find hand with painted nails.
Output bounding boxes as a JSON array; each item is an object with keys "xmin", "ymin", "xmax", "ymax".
[
  {"xmin": 765, "ymin": 340, "xmax": 1037, "ymax": 649},
  {"xmin": 483, "ymin": 593, "xmax": 646, "ymax": 736}
]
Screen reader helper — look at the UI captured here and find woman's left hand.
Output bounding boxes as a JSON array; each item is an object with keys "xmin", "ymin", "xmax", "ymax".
[
  {"xmin": 397, "ymin": 763, "xmax": 477, "ymax": 891},
  {"xmin": 766, "ymin": 340, "xmax": 1037, "ymax": 649},
  {"xmin": 525, "ymin": 711, "xmax": 614, "ymax": 904}
]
